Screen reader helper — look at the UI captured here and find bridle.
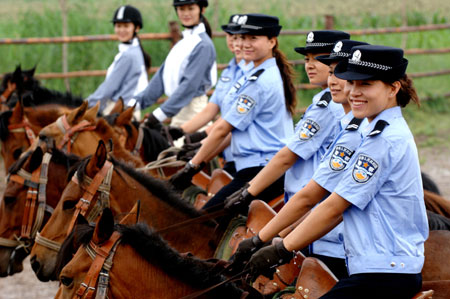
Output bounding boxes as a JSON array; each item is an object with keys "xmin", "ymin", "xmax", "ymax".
[
  {"xmin": 35, "ymin": 161, "xmax": 113, "ymax": 253},
  {"xmin": 7, "ymin": 118, "xmax": 37, "ymax": 146},
  {"xmin": 132, "ymin": 123, "xmax": 145, "ymax": 156},
  {"xmin": 0, "ymin": 153, "xmax": 52, "ymax": 265},
  {"xmin": 56, "ymin": 114, "xmax": 97, "ymax": 153},
  {"xmin": 74, "ymin": 231, "xmax": 121, "ymax": 299}
]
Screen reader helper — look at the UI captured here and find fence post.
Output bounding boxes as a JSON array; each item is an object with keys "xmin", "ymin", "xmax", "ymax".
[
  {"xmin": 169, "ymin": 21, "xmax": 181, "ymax": 48},
  {"xmin": 325, "ymin": 15, "xmax": 335, "ymax": 29},
  {"xmin": 59, "ymin": 0, "xmax": 70, "ymax": 91}
]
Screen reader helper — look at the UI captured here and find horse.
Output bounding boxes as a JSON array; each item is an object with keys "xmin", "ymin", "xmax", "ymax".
[
  {"xmin": 37, "ymin": 101, "xmax": 144, "ymax": 168},
  {"xmin": 0, "ymin": 144, "xmax": 80, "ymax": 277},
  {"xmin": 29, "ymin": 140, "xmax": 228, "ymax": 281},
  {"xmin": 0, "ymin": 101, "xmax": 72, "ymax": 171},
  {"xmin": 54, "ymin": 207, "xmax": 260, "ymax": 299},
  {"xmin": 0, "ymin": 65, "xmax": 83, "ymax": 110}
]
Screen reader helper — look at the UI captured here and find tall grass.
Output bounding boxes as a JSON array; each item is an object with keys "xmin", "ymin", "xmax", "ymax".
[{"xmin": 0, "ymin": 0, "xmax": 449, "ymax": 147}]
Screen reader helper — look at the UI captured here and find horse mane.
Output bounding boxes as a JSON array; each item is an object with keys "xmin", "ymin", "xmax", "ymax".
[
  {"xmin": 56, "ymin": 223, "xmax": 244, "ymax": 297},
  {"xmin": 75, "ymin": 156, "xmax": 201, "ymax": 218},
  {"xmin": 422, "ymin": 171, "xmax": 441, "ymax": 195},
  {"xmin": 0, "ymin": 110, "xmax": 13, "ymax": 141},
  {"xmin": 8, "ymin": 150, "xmax": 33, "ymax": 174}
]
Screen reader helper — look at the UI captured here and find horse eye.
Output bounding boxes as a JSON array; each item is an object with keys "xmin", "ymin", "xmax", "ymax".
[
  {"xmin": 3, "ymin": 197, "xmax": 16, "ymax": 205},
  {"xmin": 60, "ymin": 275, "xmax": 73, "ymax": 287},
  {"xmin": 13, "ymin": 148, "xmax": 23, "ymax": 160},
  {"xmin": 63, "ymin": 200, "xmax": 78, "ymax": 210}
]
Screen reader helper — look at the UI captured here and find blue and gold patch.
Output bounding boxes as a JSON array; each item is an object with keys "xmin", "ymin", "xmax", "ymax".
[
  {"xmin": 329, "ymin": 145, "xmax": 354, "ymax": 171},
  {"xmin": 299, "ymin": 119, "xmax": 320, "ymax": 140},
  {"xmin": 236, "ymin": 95, "xmax": 255, "ymax": 114},
  {"xmin": 352, "ymin": 154, "xmax": 379, "ymax": 183}
]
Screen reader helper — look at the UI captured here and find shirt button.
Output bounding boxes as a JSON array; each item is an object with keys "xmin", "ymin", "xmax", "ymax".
[
  {"xmin": 390, "ymin": 262, "xmax": 396, "ymax": 267},
  {"xmin": 400, "ymin": 263, "xmax": 405, "ymax": 268}
]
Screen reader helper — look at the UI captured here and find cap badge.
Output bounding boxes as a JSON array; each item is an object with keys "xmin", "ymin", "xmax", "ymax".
[
  {"xmin": 307, "ymin": 32, "xmax": 314, "ymax": 43},
  {"xmin": 333, "ymin": 41, "xmax": 343, "ymax": 53},
  {"xmin": 232, "ymin": 15, "xmax": 239, "ymax": 24},
  {"xmin": 237, "ymin": 15, "xmax": 248, "ymax": 25},
  {"xmin": 351, "ymin": 50, "xmax": 362, "ymax": 62}
]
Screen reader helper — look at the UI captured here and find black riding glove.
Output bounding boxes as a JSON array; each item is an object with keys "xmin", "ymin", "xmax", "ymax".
[
  {"xmin": 161, "ymin": 126, "xmax": 185, "ymax": 142},
  {"xmin": 169, "ymin": 160, "xmax": 205, "ymax": 191},
  {"xmin": 227, "ymin": 234, "xmax": 265, "ymax": 275},
  {"xmin": 184, "ymin": 131, "xmax": 207, "ymax": 144},
  {"xmin": 176, "ymin": 142, "xmax": 202, "ymax": 162},
  {"xmin": 144, "ymin": 113, "xmax": 162, "ymax": 131},
  {"xmin": 246, "ymin": 241, "xmax": 294, "ymax": 281},
  {"xmin": 224, "ymin": 183, "xmax": 255, "ymax": 215}
]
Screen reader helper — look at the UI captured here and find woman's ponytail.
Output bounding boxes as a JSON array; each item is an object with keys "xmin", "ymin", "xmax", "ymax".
[
  {"xmin": 272, "ymin": 40, "xmax": 297, "ymax": 115},
  {"xmin": 201, "ymin": 15, "xmax": 212, "ymax": 38},
  {"xmin": 395, "ymin": 74, "xmax": 420, "ymax": 107},
  {"xmin": 136, "ymin": 36, "xmax": 151, "ymax": 72}
]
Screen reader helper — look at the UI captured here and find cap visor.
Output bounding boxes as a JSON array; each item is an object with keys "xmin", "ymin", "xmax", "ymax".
[{"xmin": 316, "ymin": 55, "xmax": 342, "ymax": 66}]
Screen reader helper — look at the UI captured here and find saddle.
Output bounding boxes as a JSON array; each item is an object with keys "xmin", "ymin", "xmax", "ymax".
[{"xmin": 191, "ymin": 169, "xmax": 233, "ymax": 209}]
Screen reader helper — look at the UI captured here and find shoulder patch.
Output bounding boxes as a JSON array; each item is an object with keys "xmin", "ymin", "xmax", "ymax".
[
  {"xmin": 352, "ymin": 154, "xmax": 379, "ymax": 183},
  {"xmin": 248, "ymin": 69, "xmax": 265, "ymax": 81},
  {"xmin": 329, "ymin": 145, "xmax": 354, "ymax": 171},
  {"xmin": 299, "ymin": 119, "xmax": 320, "ymax": 140},
  {"xmin": 236, "ymin": 95, "xmax": 256, "ymax": 114},
  {"xmin": 316, "ymin": 92, "xmax": 332, "ymax": 108},
  {"xmin": 346, "ymin": 117, "xmax": 364, "ymax": 131},
  {"xmin": 368, "ymin": 120, "xmax": 389, "ymax": 137}
]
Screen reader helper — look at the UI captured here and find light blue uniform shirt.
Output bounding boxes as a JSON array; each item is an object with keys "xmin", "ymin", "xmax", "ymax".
[
  {"xmin": 223, "ymin": 58, "xmax": 294, "ymax": 172},
  {"xmin": 309, "ymin": 112, "xmax": 367, "ymax": 259},
  {"xmin": 335, "ymin": 106, "xmax": 428, "ymax": 275},
  {"xmin": 284, "ymin": 89, "xmax": 345, "ymax": 201},
  {"xmin": 210, "ymin": 59, "xmax": 253, "ymax": 163}
]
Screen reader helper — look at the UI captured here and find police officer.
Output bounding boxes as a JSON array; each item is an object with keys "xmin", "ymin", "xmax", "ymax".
[
  {"xmin": 246, "ymin": 45, "xmax": 427, "ymax": 299},
  {"xmin": 134, "ymin": 0, "xmax": 217, "ymax": 130},
  {"xmin": 230, "ymin": 39, "xmax": 369, "ymax": 280},
  {"xmin": 170, "ymin": 14, "xmax": 297, "ymax": 209},
  {"xmin": 87, "ymin": 5, "xmax": 150, "ymax": 118}
]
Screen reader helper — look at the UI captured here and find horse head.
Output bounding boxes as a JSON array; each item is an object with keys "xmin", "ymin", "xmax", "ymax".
[{"xmin": 105, "ymin": 104, "xmax": 139, "ymax": 153}]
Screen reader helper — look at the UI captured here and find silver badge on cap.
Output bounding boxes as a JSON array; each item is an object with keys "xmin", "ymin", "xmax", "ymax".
[
  {"xmin": 237, "ymin": 15, "xmax": 248, "ymax": 25},
  {"xmin": 232, "ymin": 15, "xmax": 239, "ymax": 24},
  {"xmin": 352, "ymin": 50, "xmax": 362, "ymax": 62},
  {"xmin": 307, "ymin": 32, "xmax": 314, "ymax": 43},
  {"xmin": 333, "ymin": 41, "xmax": 343, "ymax": 53}
]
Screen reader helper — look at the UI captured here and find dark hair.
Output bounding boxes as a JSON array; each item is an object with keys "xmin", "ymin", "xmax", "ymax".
[
  {"xmin": 272, "ymin": 39, "xmax": 297, "ymax": 115},
  {"xmin": 136, "ymin": 36, "xmax": 152, "ymax": 71},
  {"xmin": 201, "ymin": 15, "xmax": 212, "ymax": 38},
  {"xmin": 390, "ymin": 74, "xmax": 420, "ymax": 108}
]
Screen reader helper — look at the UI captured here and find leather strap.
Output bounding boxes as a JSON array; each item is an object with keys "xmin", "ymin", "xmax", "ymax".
[
  {"xmin": 8, "ymin": 119, "xmax": 36, "ymax": 145},
  {"xmin": 56, "ymin": 115, "xmax": 97, "ymax": 153},
  {"xmin": 21, "ymin": 166, "xmax": 40, "ymax": 238},
  {"xmin": 132, "ymin": 123, "xmax": 145, "ymax": 155}
]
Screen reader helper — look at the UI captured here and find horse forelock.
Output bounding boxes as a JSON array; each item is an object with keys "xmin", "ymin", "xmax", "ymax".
[
  {"xmin": 110, "ymin": 156, "xmax": 202, "ymax": 218},
  {"xmin": 8, "ymin": 150, "xmax": 33, "ymax": 174},
  {"xmin": 0, "ymin": 110, "xmax": 13, "ymax": 141},
  {"xmin": 103, "ymin": 113, "xmax": 119, "ymax": 126}
]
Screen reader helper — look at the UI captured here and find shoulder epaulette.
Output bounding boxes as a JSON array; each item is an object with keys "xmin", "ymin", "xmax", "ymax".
[
  {"xmin": 368, "ymin": 120, "xmax": 389, "ymax": 137},
  {"xmin": 248, "ymin": 69, "xmax": 265, "ymax": 81},
  {"xmin": 345, "ymin": 118, "xmax": 364, "ymax": 131},
  {"xmin": 316, "ymin": 92, "xmax": 332, "ymax": 108}
]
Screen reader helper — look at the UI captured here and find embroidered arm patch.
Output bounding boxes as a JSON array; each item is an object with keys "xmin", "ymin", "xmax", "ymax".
[
  {"xmin": 329, "ymin": 145, "xmax": 354, "ymax": 171},
  {"xmin": 352, "ymin": 154, "xmax": 379, "ymax": 183},
  {"xmin": 236, "ymin": 95, "xmax": 256, "ymax": 114},
  {"xmin": 299, "ymin": 119, "xmax": 320, "ymax": 140}
]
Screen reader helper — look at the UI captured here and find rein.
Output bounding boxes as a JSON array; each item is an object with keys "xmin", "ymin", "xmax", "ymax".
[
  {"xmin": 76, "ymin": 231, "xmax": 121, "ymax": 299},
  {"xmin": 0, "ymin": 153, "xmax": 52, "ymax": 250},
  {"xmin": 56, "ymin": 114, "xmax": 97, "ymax": 153},
  {"xmin": 7, "ymin": 118, "xmax": 36, "ymax": 145},
  {"xmin": 132, "ymin": 123, "xmax": 145, "ymax": 156}
]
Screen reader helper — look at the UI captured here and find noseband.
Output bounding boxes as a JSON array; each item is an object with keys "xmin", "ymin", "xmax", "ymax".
[{"xmin": 56, "ymin": 114, "xmax": 97, "ymax": 153}]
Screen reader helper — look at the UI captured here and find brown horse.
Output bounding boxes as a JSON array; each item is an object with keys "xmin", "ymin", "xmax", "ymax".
[
  {"xmin": 0, "ymin": 144, "xmax": 80, "ymax": 277},
  {"xmin": 55, "ymin": 207, "xmax": 260, "ymax": 299},
  {"xmin": 38, "ymin": 101, "xmax": 144, "ymax": 168},
  {"xmin": 29, "ymin": 140, "xmax": 227, "ymax": 281},
  {"xmin": 0, "ymin": 101, "xmax": 71, "ymax": 171}
]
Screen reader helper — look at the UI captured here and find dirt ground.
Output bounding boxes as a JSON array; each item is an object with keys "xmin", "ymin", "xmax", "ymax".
[{"xmin": 0, "ymin": 146, "xmax": 448, "ymax": 299}]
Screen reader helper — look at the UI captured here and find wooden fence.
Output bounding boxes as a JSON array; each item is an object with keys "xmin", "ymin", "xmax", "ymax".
[{"xmin": 1, "ymin": 20, "xmax": 449, "ymax": 97}]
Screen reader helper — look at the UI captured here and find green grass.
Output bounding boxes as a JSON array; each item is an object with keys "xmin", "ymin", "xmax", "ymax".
[{"xmin": 0, "ymin": 0, "xmax": 449, "ymax": 148}]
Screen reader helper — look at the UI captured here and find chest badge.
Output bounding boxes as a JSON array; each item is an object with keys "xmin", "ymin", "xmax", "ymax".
[
  {"xmin": 236, "ymin": 95, "xmax": 255, "ymax": 114},
  {"xmin": 352, "ymin": 154, "xmax": 379, "ymax": 183},
  {"xmin": 329, "ymin": 145, "xmax": 354, "ymax": 171},
  {"xmin": 299, "ymin": 119, "xmax": 320, "ymax": 140}
]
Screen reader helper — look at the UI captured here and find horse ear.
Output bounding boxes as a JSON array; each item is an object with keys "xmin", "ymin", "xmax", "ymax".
[
  {"xmin": 10, "ymin": 101, "xmax": 24, "ymax": 123},
  {"xmin": 86, "ymin": 140, "xmax": 107, "ymax": 176},
  {"xmin": 29, "ymin": 146, "xmax": 44, "ymax": 172},
  {"xmin": 75, "ymin": 213, "xmax": 88, "ymax": 226},
  {"xmin": 115, "ymin": 105, "xmax": 134, "ymax": 126},
  {"xmin": 83, "ymin": 101, "xmax": 100, "ymax": 123},
  {"xmin": 66, "ymin": 101, "xmax": 88, "ymax": 125},
  {"xmin": 109, "ymin": 98, "xmax": 124, "ymax": 115},
  {"xmin": 93, "ymin": 208, "xmax": 114, "ymax": 244},
  {"xmin": 120, "ymin": 200, "xmax": 141, "ymax": 225}
]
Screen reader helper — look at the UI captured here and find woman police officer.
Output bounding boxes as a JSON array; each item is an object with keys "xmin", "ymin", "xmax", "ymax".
[
  {"xmin": 87, "ymin": 5, "xmax": 150, "ymax": 118},
  {"xmin": 245, "ymin": 45, "xmax": 428, "ymax": 299},
  {"xmin": 170, "ymin": 14, "xmax": 297, "ymax": 209}
]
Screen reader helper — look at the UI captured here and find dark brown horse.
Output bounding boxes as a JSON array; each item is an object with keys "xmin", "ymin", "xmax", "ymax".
[
  {"xmin": 0, "ymin": 144, "xmax": 80, "ymax": 277},
  {"xmin": 55, "ymin": 208, "xmax": 259, "ymax": 299},
  {"xmin": 29, "ymin": 140, "xmax": 227, "ymax": 281}
]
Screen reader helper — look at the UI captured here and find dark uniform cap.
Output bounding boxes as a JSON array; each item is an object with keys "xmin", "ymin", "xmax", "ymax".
[
  {"xmin": 221, "ymin": 14, "xmax": 241, "ymax": 34},
  {"xmin": 316, "ymin": 40, "xmax": 370, "ymax": 65},
  {"xmin": 112, "ymin": 5, "xmax": 143, "ymax": 28},
  {"xmin": 295, "ymin": 30, "xmax": 351, "ymax": 55},
  {"xmin": 226, "ymin": 14, "xmax": 282, "ymax": 37},
  {"xmin": 173, "ymin": 0, "xmax": 208, "ymax": 7},
  {"xmin": 335, "ymin": 45, "xmax": 408, "ymax": 82}
]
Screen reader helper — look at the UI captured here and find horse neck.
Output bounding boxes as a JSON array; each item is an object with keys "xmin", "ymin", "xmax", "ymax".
[{"xmin": 46, "ymin": 160, "xmax": 72, "ymax": 209}]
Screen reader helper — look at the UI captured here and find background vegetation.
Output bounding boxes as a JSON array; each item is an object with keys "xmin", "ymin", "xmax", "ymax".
[{"xmin": 0, "ymin": 0, "xmax": 449, "ymax": 147}]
